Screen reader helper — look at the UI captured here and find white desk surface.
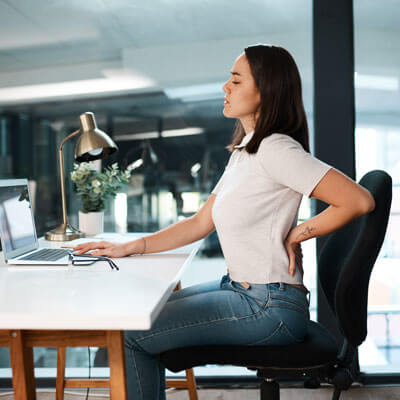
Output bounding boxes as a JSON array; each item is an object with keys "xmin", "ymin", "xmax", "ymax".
[{"xmin": 0, "ymin": 233, "xmax": 202, "ymax": 331}]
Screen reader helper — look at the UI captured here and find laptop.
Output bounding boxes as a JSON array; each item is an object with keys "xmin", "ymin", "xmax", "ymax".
[{"xmin": 0, "ymin": 179, "xmax": 71, "ymax": 265}]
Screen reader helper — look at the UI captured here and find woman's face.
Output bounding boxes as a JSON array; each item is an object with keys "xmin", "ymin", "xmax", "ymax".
[{"xmin": 222, "ymin": 54, "xmax": 261, "ymax": 124}]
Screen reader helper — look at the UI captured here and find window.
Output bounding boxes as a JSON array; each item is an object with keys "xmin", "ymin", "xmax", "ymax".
[{"xmin": 354, "ymin": 1, "xmax": 400, "ymax": 373}]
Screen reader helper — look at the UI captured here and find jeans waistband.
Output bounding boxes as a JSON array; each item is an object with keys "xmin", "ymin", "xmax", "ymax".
[
  {"xmin": 223, "ymin": 273, "xmax": 305, "ymax": 290},
  {"xmin": 221, "ymin": 273, "xmax": 311, "ymax": 307}
]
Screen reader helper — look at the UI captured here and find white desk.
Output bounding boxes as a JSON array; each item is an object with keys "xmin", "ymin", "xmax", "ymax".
[{"xmin": 0, "ymin": 233, "xmax": 202, "ymax": 400}]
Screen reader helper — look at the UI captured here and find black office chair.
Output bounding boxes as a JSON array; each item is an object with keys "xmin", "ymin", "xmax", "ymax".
[{"xmin": 159, "ymin": 170, "xmax": 392, "ymax": 400}]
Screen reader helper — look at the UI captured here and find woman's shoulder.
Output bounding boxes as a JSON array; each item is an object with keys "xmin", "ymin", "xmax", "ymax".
[{"xmin": 259, "ymin": 132, "xmax": 303, "ymax": 153}]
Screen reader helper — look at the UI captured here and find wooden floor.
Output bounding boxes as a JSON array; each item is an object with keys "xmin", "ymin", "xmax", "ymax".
[{"xmin": 1, "ymin": 386, "xmax": 400, "ymax": 399}]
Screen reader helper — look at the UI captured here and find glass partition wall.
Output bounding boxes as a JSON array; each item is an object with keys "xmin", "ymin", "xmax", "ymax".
[
  {"xmin": 0, "ymin": 0, "xmax": 316, "ymax": 383},
  {"xmin": 354, "ymin": 0, "xmax": 400, "ymax": 374}
]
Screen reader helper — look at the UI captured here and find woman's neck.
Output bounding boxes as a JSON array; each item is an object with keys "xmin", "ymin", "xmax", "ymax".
[{"xmin": 240, "ymin": 114, "xmax": 257, "ymax": 134}]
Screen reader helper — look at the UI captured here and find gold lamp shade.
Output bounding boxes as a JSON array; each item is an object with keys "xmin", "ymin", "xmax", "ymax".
[{"xmin": 75, "ymin": 112, "xmax": 118, "ymax": 162}]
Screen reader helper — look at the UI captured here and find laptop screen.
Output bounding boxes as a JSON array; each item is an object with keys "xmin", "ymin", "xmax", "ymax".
[{"xmin": 0, "ymin": 180, "xmax": 37, "ymax": 259}]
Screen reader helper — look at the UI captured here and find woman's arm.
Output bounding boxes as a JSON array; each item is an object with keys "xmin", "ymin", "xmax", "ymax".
[
  {"xmin": 74, "ymin": 195, "xmax": 217, "ymax": 257},
  {"xmin": 123, "ymin": 194, "xmax": 216, "ymax": 255},
  {"xmin": 286, "ymin": 168, "xmax": 375, "ymax": 276}
]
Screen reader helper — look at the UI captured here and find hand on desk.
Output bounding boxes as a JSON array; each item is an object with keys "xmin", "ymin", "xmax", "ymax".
[{"xmin": 73, "ymin": 241, "xmax": 131, "ymax": 258}]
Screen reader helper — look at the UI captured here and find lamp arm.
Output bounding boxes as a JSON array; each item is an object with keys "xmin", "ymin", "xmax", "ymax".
[
  {"xmin": 58, "ymin": 129, "xmax": 80, "ymax": 226},
  {"xmin": 59, "ymin": 129, "xmax": 81, "ymax": 151}
]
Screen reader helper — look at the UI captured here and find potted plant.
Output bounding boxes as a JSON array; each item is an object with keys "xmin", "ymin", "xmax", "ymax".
[{"xmin": 71, "ymin": 162, "xmax": 131, "ymax": 236}]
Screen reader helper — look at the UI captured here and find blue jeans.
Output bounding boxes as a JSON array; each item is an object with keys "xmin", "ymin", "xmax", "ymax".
[{"xmin": 124, "ymin": 273, "xmax": 310, "ymax": 400}]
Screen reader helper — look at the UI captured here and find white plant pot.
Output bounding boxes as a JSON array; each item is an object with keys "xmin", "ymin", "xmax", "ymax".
[{"xmin": 79, "ymin": 211, "xmax": 104, "ymax": 237}]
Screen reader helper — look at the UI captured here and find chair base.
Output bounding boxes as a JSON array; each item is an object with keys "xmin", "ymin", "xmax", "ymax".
[
  {"xmin": 255, "ymin": 366, "xmax": 347, "ymax": 400},
  {"xmin": 258, "ymin": 379, "xmax": 343, "ymax": 400}
]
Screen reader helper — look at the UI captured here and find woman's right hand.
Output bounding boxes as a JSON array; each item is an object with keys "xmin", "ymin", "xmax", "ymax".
[{"xmin": 73, "ymin": 241, "xmax": 131, "ymax": 258}]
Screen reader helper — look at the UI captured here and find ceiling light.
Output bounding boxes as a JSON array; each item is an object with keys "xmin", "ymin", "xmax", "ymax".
[
  {"xmin": 161, "ymin": 127, "xmax": 204, "ymax": 137},
  {"xmin": 114, "ymin": 127, "xmax": 204, "ymax": 141},
  {"xmin": 0, "ymin": 76, "xmax": 155, "ymax": 105},
  {"xmin": 114, "ymin": 132, "xmax": 160, "ymax": 141},
  {"xmin": 164, "ymin": 82, "xmax": 224, "ymax": 101}
]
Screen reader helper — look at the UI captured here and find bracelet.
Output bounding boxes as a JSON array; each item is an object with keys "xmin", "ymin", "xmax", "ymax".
[{"xmin": 140, "ymin": 237, "xmax": 146, "ymax": 256}]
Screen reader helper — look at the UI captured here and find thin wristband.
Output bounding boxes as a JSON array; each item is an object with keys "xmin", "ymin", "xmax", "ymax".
[{"xmin": 140, "ymin": 237, "xmax": 146, "ymax": 255}]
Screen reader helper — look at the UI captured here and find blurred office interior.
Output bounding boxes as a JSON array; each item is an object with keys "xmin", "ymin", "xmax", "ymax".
[{"xmin": 0, "ymin": 0, "xmax": 399, "ymax": 386}]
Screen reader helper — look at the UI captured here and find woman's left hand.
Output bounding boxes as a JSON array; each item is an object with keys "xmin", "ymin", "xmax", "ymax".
[{"xmin": 284, "ymin": 233, "xmax": 303, "ymax": 277}]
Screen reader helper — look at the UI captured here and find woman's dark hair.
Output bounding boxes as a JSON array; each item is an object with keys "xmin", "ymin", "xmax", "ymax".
[{"xmin": 226, "ymin": 44, "xmax": 310, "ymax": 153}]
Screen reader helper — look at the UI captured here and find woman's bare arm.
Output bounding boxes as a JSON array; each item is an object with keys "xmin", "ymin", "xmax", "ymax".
[
  {"xmin": 75, "ymin": 195, "xmax": 217, "ymax": 256},
  {"xmin": 293, "ymin": 168, "xmax": 375, "ymax": 241},
  {"xmin": 124, "ymin": 194, "xmax": 217, "ymax": 254},
  {"xmin": 286, "ymin": 168, "xmax": 375, "ymax": 275}
]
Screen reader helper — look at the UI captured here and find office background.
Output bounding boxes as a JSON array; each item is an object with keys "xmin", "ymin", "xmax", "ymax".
[{"xmin": 0, "ymin": 0, "xmax": 399, "ymax": 387}]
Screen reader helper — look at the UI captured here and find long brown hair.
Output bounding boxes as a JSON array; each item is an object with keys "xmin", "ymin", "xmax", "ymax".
[{"xmin": 226, "ymin": 44, "xmax": 310, "ymax": 153}]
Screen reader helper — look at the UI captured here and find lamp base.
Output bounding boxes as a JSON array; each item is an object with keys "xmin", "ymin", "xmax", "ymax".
[{"xmin": 45, "ymin": 223, "xmax": 85, "ymax": 241}]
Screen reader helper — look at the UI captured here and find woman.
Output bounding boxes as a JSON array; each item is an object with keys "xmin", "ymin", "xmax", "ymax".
[{"xmin": 74, "ymin": 44, "xmax": 375, "ymax": 400}]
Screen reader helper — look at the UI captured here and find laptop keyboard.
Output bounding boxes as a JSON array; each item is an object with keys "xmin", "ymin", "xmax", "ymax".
[{"xmin": 19, "ymin": 248, "xmax": 70, "ymax": 262}]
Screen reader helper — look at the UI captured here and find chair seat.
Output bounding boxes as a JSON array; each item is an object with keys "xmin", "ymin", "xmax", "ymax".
[{"xmin": 159, "ymin": 320, "xmax": 339, "ymax": 373}]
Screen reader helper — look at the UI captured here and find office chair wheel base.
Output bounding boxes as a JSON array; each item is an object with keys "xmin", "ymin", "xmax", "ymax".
[{"xmin": 261, "ymin": 379, "xmax": 279, "ymax": 400}]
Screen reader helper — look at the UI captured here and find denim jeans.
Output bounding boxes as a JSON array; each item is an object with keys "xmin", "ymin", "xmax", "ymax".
[{"xmin": 124, "ymin": 273, "xmax": 310, "ymax": 400}]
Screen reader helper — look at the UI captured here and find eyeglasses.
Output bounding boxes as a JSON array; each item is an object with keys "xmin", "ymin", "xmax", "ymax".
[{"xmin": 71, "ymin": 253, "xmax": 119, "ymax": 271}]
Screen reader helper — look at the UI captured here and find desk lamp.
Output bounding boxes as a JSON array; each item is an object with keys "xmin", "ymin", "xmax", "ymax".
[{"xmin": 45, "ymin": 112, "xmax": 118, "ymax": 241}]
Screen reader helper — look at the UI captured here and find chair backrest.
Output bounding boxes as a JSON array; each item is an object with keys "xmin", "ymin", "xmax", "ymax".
[{"xmin": 317, "ymin": 170, "xmax": 392, "ymax": 347}]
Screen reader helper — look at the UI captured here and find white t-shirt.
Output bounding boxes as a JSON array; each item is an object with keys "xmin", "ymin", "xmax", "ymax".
[{"xmin": 211, "ymin": 131, "xmax": 333, "ymax": 284}]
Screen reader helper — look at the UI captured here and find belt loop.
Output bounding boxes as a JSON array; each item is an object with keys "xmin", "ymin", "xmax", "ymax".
[{"xmin": 279, "ymin": 282, "xmax": 285, "ymax": 291}]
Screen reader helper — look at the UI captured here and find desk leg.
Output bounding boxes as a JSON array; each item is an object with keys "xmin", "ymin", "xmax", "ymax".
[
  {"xmin": 56, "ymin": 347, "xmax": 66, "ymax": 400},
  {"xmin": 9, "ymin": 330, "xmax": 36, "ymax": 400},
  {"xmin": 107, "ymin": 331, "xmax": 127, "ymax": 400}
]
